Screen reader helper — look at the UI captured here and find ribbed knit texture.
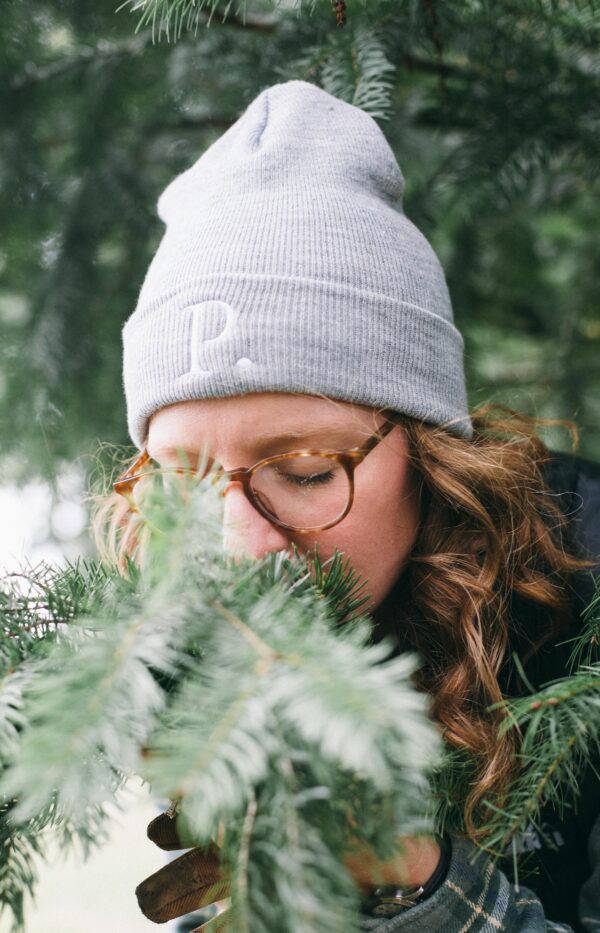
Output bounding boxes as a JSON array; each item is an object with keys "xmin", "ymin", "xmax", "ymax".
[{"xmin": 122, "ymin": 80, "xmax": 472, "ymax": 449}]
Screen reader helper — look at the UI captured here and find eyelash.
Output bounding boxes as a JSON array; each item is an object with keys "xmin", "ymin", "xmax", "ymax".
[{"xmin": 278, "ymin": 470, "xmax": 335, "ymax": 487}]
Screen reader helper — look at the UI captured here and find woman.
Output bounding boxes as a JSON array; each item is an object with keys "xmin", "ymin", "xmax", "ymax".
[{"xmin": 94, "ymin": 80, "xmax": 600, "ymax": 931}]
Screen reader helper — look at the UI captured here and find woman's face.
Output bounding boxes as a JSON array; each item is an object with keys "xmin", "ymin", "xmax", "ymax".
[{"xmin": 147, "ymin": 393, "xmax": 421, "ymax": 613}]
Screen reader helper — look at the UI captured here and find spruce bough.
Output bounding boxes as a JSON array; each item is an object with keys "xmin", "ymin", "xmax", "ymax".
[
  {"xmin": 1, "ymin": 468, "xmax": 599, "ymax": 929},
  {"xmin": 0, "ymin": 469, "xmax": 440, "ymax": 932}
]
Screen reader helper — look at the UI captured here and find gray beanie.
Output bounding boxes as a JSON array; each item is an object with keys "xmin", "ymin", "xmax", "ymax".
[{"xmin": 122, "ymin": 79, "xmax": 472, "ymax": 449}]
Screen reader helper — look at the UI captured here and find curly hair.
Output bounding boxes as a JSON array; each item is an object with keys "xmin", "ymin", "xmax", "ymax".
[
  {"xmin": 384, "ymin": 403, "xmax": 597, "ymax": 838},
  {"xmin": 89, "ymin": 402, "xmax": 597, "ymax": 841}
]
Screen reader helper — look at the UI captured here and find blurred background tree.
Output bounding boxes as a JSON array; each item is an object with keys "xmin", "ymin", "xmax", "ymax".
[{"xmin": 1, "ymin": 0, "xmax": 599, "ymax": 498}]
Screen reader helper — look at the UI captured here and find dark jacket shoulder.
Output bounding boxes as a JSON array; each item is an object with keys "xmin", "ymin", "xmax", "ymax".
[
  {"xmin": 504, "ymin": 448, "xmax": 600, "ymax": 695},
  {"xmin": 541, "ymin": 447, "xmax": 600, "ymax": 568},
  {"xmin": 502, "ymin": 447, "xmax": 600, "ymax": 930}
]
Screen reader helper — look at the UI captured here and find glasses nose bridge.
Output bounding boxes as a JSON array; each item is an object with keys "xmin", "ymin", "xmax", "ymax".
[{"xmin": 214, "ymin": 465, "xmax": 254, "ymax": 498}]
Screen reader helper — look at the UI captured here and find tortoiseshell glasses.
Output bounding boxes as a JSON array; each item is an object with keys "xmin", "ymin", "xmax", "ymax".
[{"xmin": 113, "ymin": 415, "xmax": 399, "ymax": 534}]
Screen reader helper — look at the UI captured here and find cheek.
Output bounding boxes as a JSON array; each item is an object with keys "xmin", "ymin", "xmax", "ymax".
[
  {"xmin": 353, "ymin": 458, "xmax": 420, "ymax": 552},
  {"xmin": 306, "ymin": 470, "xmax": 420, "ymax": 609}
]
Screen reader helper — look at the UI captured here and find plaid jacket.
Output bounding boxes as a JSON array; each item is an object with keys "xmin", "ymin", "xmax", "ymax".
[{"xmin": 359, "ymin": 822, "xmax": 600, "ymax": 932}]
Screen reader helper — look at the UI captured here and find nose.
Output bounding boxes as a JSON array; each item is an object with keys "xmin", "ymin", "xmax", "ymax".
[{"xmin": 222, "ymin": 483, "xmax": 291, "ymax": 561}]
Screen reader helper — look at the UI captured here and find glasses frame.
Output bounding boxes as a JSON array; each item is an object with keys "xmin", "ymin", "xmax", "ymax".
[{"xmin": 113, "ymin": 413, "xmax": 400, "ymax": 534}]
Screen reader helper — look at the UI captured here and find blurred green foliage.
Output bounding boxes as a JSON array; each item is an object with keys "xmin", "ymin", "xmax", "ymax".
[{"xmin": 1, "ymin": 0, "xmax": 599, "ymax": 486}]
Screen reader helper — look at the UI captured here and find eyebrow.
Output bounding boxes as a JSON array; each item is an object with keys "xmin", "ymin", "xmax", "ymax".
[{"xmin": 151, "ymin": 423, "xmax": 370, "ymax": 461}]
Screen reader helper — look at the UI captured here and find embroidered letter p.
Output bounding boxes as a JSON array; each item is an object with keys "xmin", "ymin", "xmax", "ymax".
[{"xmin": 187, "ymin": 300, "xmax": 255, "ymax": 376}]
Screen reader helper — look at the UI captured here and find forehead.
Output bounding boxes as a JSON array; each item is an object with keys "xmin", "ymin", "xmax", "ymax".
[{"xmin": 146, "ymin": 393, "xmax": 382, "ymax": 460}]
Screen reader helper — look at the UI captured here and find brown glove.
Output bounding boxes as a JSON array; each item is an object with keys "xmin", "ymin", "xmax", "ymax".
[{"xmin": 136, "ymin": 807, "xmax": 231, "ymax": 931}]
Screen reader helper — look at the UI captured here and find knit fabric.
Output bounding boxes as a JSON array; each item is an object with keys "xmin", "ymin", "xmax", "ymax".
[{"xmin": 122, "ymin": 80, "xmax": 472, "ymax": 450}]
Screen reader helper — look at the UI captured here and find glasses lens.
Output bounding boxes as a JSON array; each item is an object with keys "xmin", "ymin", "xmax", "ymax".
[
  {"xmin": 121, "ymin": 464, "xmax": 195, "ymax": 504},
  {"xmin": 250, "ymin": 455, "xmax": 350, "ymax": 529}
]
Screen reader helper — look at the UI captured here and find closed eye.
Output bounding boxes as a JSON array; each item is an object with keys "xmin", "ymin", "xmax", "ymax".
[{"xmin": 276, "ymin": 469, "xmax": 335, "ymax": 487}]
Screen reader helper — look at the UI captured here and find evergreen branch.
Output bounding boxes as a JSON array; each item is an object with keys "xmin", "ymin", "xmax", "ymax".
[
  {"xmin": 296, "ymin": 22, "xmax": 397, "ymax": 119},
  {"xmin": 0, "ymin": 471, "xmax": 440, "ymax": 930},
  {"xmin": 115, "ymin": 0, "xmax": 279, "ymax": 43},
  {"xmin": 0, "ymin": 559, "xmax": 126, "ymax": 930},
  {"xmin": 224, "ymin": 728, "xmax": 360, "ymax": 932},
  {"xmin": 3, "ymin": 473, "xmax": 598, "ymax": 928},
  {"xmin": 351, "ymin": 26, "xmax": 396, "ymax": 120},
  {"xmin": 0, "ymin": 669, "xmax": 36, "ymax": 767},
  {"xmin": 0, "ymin": 484, "xmax": 224, "ymax": 831},
  {"xmin": 279, "ymin": 542, "xmax": 371, "ymax": 626},
  {"xmin": 0, "ymin": 559, "xmax": 119, "ymax": 668},
  {"xmin": 9, "ymin": 31, "xmax": 156, "ymax": 92},
  {"xmin": 234, "ymin": 791, "xmax": 257, "ymax": 933},
  {"xmin": 567, "ymin": 574, "xmax": 600, "ymax": 669},
  {"xmin": 430, "ymin": 746, "xmax": 476, "ymax": 838},
  {"xmin": 482, "ymin": 666, "xmax": 600, "ymax": 856},
  {"xmin": 0, "ymin": 800, "xmax": 41, "ymax": 933},
  {"xmin": 208, "ymin": 598, "xmax": 280, "ymax": 668}
]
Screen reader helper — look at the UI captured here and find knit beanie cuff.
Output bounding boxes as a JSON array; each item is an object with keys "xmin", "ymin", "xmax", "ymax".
[{"xmin": 123, "ymin": 272, "xmax": 471, "ymax": 450}]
